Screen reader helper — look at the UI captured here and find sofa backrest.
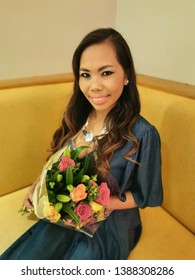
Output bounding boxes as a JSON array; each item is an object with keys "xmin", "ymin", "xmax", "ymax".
[
  {"xmin": 139, "ymin": 85, "xmax": 195, "ymax": 234},
  {"xmin": 0, "ymin": 82, "xmax": 73, "ymax": 196},
  {"xmin": 0, "ymin": 75, "xmax": 194, "ymax": 235}
]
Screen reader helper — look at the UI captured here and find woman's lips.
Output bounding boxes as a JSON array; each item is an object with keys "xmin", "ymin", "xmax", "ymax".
[{"xmin": 90, "ymin": 96, "xmax": 109, "ymax": 105}]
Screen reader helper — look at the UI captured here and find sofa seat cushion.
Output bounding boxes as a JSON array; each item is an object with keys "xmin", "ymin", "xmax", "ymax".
[
  {"xmin": 1, "ymin": 189, "xmax": 194, "ymax": 259},
  {"xmin": 0, "ymin": 187, "xmax": 38, "ymax": 254},
  {"xmin": 128, "ymin": 206, "xmax": 195, "ymax": 260}
]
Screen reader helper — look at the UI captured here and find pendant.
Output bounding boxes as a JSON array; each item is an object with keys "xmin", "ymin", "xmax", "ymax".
[{"xmin": 83, "ymin": 129, "xmax": 94, "ymax": 142}]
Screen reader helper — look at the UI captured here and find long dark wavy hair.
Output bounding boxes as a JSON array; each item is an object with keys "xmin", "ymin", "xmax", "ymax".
[{"xmin": 50, "ymin": 28, "xmax": 141, "ymax": 178}]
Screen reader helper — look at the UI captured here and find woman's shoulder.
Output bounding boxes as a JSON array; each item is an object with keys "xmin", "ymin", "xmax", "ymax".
[
  {"xmin": 134, "ymin": 115, "xmax": 154, "ymax": 130},
  {"xmin": 132, "ymin": 115, "xmax": 159, "ymax": 140}
]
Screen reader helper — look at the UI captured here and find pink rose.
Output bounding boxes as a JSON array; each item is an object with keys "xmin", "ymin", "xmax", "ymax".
[
  {"xmin": 74, "ymin": 202, "xmax": 93, "ymax": 221},
  {"xmin": 70, "ymin": 184, "xmax": 87, "ymax": 202},
  {"xmin": 95, "ymin": 182, "xmax": 110, "ymax": 206},
  {"xmin": 59, "ymin": 156, "xmax": 75, "ymax": 172}
]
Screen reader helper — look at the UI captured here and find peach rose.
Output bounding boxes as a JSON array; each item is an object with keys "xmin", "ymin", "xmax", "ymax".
[
  {"xmin": 43, "ymin": 203, "xmax": 61, "ymax": 223},
  {"xmin": 74, "ymin": 202, "xmax": 93, "ymax": 221},
  {"xmin": 70, "ymin": 184, "xmax": 87, "ymax": 202},
  {"xmin": 95, "ymin": 182, "xmax": 110, "ymax": 206},
  {"xmin": 59, "ymin": 156, "xmax": 75, "ymax": 172}
]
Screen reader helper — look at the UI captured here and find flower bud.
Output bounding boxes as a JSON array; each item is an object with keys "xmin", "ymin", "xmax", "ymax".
[
  {"xmin": 63, "ymin": 147, "xmax": 71, "ymax": 157},
  {"xmin": 57, "ymin": 174, "xmax": 63, "ymax": 182},
  {"xmin": 49, "ymin": 182, "xmax": 55, "ymax": 189},
  {"xmin": 56, "ymin": 194, "xmax": 71, "ymax": 203},
  {"xmin": 67, "ymin": 184, "xmax": 74, "ymax": 192},
  {"xmin": 81, "ymin": 175, "xmax": 90, "ymax": 183},
  {"xmin": 54, "ymin": 202, "xmax": 63, "ymax": 212}
]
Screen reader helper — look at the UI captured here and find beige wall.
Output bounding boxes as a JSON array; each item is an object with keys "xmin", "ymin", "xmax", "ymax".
[
  {"xmin": 116, "ymin": 0, "xmax": 195, "ymax": 85},
  {"xmin": 0, "ymin": 0, "xmax": 117, "ymax": 80},
  {"xmin": 1, "ymin": 0, "xmax": 194, "ymax": 85}
]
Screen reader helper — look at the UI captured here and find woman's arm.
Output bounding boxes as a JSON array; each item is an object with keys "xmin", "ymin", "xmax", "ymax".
[
  {"xmin": 107, "ymin": 191, "xmax": 137, "ymax": 211},
  {"xmin": 23, "ymin": 180, "xmax": 137, "ymax": 211}
]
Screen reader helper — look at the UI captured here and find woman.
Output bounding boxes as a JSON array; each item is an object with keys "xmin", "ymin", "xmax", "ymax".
[{"xmin": 0, "ymin": 28, "xmax": 163, "ymax": 260}]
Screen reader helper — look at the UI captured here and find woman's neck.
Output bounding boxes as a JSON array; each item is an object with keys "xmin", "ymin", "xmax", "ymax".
[
  {"xmin": 90, "ymin": 110, "xmax": 108, "ymax": 124},
  {"xmin": 87, "ymin": 110, "xmax": 107, "ymax": 136}
]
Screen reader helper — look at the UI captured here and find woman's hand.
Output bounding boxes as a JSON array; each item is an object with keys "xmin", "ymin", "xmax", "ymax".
[
  {"xmin": 23, "ymin": 188, "xmax": 34, "ymax": 209},
  {"xmin": 107, "ymin": 191, "xmax": 137, "ymax": 211},
  {"xmin": 23, "ymin": 176, "xmax": 40, "ymax": 209}
]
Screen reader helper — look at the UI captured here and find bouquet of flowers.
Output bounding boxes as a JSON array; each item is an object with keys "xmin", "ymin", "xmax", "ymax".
[{"xmin": 32, "ymin": 145, "xmax": 111, "ymax": 237}]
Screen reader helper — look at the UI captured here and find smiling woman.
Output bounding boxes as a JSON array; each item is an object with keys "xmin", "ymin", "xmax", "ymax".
[{"xmin": 0, "ymin": 28, "xmax": 163, "ymax": 260}]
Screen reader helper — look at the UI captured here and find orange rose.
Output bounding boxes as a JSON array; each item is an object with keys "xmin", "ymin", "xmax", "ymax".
[{"xmin": 70, "ymin": 184, "xmax": 87, "ymax": 202}]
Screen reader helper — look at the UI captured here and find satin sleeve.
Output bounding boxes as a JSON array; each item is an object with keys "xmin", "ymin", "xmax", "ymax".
[{"xmin": 118, "ymin": 124, "xmax": 163, "ymax": 208}]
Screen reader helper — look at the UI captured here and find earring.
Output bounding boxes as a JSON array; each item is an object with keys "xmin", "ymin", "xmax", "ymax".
[{"xmin": 125, "ymin": 79, "xmax": 129, "ymax": 85}]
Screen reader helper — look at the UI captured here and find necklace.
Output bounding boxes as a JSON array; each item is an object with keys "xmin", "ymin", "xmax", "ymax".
[{"xmin": 82, "ymin": 118, "xmax": 106, "ymax": 142}]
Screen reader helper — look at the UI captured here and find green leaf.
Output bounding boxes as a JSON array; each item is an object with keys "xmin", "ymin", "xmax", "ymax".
[
  {"xmin": 47, "ymin": 190, "xmax": 56, "ymax": 203},
  {"xmin": 71, "ymin": 146, "xmax": 89, "ymax": 161},
  {"xmin": 47, "ymin": 170, "xmax": 60, "ymax": 182},
  {"xmin": 74, "ymin": 168, "xmax": 84, "ymax": 185},
  {"xmin": 66, "ymin": 164, "xmax": 73, "ymax": 185},
  {"xmin": 82, "ymin": 154, "xmax": 89, "ymax": 174},
  {"xmin": 62, "ymin": 203, "xmax": 81, "ymax": 228},
  {"xmin": 74, "ymin": 154, "xmax": 89, "ymax": 185}
]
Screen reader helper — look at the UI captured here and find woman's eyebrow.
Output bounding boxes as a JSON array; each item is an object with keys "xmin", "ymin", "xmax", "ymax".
[
  {"xmin": 79, "ymin": 68, "xmax": 90, "ymax": 72},
  {"xmin": 79, "ymin": 65, "xmax": 114, "ymax": 72},
  {"xmin": 98, "ymin": 65, "xmax": 114, "ymax": 71}
]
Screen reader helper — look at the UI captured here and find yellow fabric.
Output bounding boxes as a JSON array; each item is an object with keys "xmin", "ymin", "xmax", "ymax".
[
  {"xmin": 0, "ymin": 81, "xmax": 194, "ymax": 259},
  {"xmin": 139, "ymin": 86, "xmax": 195, "ymax": 234},
  {"xmin": 0, "ymin": 187, "xmax": 37, "ymax": 254},
  {"xmin": 0, "ymin": 82, "xmax": 73, "ymax": 196},
  {"xmin": 128, "ymin": 207, "xmax": 195, "ymax": 260}
]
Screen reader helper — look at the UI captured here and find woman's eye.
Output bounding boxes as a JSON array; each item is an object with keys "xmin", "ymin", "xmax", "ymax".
[
  {"xmin": 102, "ymin": 71, "xmax": 113, "ymax": 76},
  {"xmin": 80, "ymin": 73, "xmax": 90, "ymax": 78}
]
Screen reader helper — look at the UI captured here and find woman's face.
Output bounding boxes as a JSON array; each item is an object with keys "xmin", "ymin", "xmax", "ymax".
[{"xmin": 79, "ymin": 40, "xmax": 127, "ymax": 116}]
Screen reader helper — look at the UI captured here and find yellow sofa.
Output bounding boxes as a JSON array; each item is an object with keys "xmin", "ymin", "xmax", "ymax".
[{"xmin": 0, "ymin": 74, "xmax": 194, "ymax": 259}]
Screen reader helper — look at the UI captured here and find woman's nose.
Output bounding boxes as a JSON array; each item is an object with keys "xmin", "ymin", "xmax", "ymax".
[{"xmin": 90, "ymin": 76, "xmax": 103, "ymax": 92}]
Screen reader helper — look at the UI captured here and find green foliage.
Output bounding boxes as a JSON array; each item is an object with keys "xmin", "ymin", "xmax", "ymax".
[{"xmin": 62, "ymin": 203, "xmax": 81, "ymax": 228}]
